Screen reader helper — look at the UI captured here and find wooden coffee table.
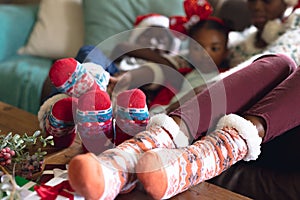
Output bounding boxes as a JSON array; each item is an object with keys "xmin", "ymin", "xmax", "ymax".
[{"xmin": 0, "ymin": 101, "xmax": 251, "ymax": 200}]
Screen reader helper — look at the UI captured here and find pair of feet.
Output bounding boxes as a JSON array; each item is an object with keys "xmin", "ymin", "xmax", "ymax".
[
  {"xmin": 38, "ymin": 58, "xmax": 149, "ymax": 153},
  {"xmin": 77, "ymin": 88, "xmax": 149, "ymax": 154},
  {"xmin": 67, "ymin": 113, "xmax": 262, "ymax": 200}
]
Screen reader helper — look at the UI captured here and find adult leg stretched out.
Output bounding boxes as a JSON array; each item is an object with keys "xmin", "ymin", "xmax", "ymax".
[
  {"xmin": 137, "ymin": 54, "xmax": 300, "ymax": 199},
  {"xmin": 67, "ymin": 54, "xmax": 297, "ymax": 200}
]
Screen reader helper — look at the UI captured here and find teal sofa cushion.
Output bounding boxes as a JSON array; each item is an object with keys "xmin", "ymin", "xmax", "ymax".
[
  {"xmin": 83, "ymin": 0, "xmax": 185, "ymax": 46},
  {"xmin": 0, "ymin": 4, "xmax": 38, "ymax": 62},
  {"xmin": 0, "ymin": 55, "xmax": 52, "ymax": 114}
]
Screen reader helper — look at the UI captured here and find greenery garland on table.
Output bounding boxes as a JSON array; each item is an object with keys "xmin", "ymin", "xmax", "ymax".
[{"xmin": 0, "ymin": 130, "xmax": 54, "ymax": 199}]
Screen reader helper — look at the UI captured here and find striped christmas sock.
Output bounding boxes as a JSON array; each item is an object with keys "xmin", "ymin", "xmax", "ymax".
[
  {"xmin": 114, "ymin": 89, "xmax": 149, "ymax": 145},
  {"xmin": 76, "ymin": 89, "xmax": 114, "ymax": 155},
  {"xmin": 49, "ymin": 58, "xmax": 108, "ymax": 98},
  {"xmin": 38, "ymin": 94, "xmax": 77, "ymax": 148},
  {"xmin": 68, "ymin": 113, "xmax": 189, "ymax": 200},
  {"xmin": 136, "ymin": 114, "xmax": 262, "ymax": 199}
]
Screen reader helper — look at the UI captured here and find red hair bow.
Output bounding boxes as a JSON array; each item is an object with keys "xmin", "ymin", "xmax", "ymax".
[{"xmin": 170, "ymin": 0, "xmax": 213, "ymax": 36}]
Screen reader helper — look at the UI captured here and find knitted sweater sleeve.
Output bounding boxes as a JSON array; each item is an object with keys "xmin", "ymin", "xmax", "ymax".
[
  {"xmin": 265, "ymin": 15, "xmax": 300, "ymax": 65},
  {"xmin": 229, "ymin": 11, "xmax": 300, "ymax": 67}
]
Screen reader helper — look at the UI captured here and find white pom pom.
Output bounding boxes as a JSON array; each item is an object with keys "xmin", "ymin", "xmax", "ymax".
[{"xmin": 261, "ymin": 19, "xmax": 284, "ymax": 44}]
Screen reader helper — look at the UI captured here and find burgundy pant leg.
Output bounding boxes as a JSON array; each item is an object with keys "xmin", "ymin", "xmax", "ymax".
[
  {"xmin": 244, "ymin": 65, "xmax": 300, "ymax": 143},
  {"xmin": 170, "ymin": 54, "xmax": 297, "ymax": 139}
]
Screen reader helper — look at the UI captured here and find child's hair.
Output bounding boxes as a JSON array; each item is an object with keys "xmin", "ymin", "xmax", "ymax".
[
  {"xmin": 188, "ymin": 17, "xmax": 230, "ymax": 44},
  {"xmin": 187, "ymin": 17, "xmax": 230, "ymax": 71}
]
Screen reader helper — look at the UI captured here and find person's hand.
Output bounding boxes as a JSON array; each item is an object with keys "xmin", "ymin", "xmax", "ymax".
[{"xmin": 107, "ymin": 72, "xmax": 132, "ymax": 98}]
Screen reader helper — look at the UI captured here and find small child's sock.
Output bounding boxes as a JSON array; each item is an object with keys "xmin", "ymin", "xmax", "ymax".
[
  {"xmin": 38, "ymin": 94, "xmax": 77, "ymax": 148},
  {"xmin": 114, "ymin": 89, "xmax": 149, "ymax": 145},
  {"xmin": 136, "ymin": 114, "xmax": 262, "ymax": 199},
  {"xmin": 76, "ymin": 89, "xmax": 114, "ymax": 154},
  {"xmin": 68, "ymin": 113, "xmax": 189, "ymax": 200},
  {"xmin": 49, "ymin": 58, "xmax": 99, "ymax": 98},
  {"xmin": 82, "ymin": 62, "xmax": 110, "ymax": 91}
]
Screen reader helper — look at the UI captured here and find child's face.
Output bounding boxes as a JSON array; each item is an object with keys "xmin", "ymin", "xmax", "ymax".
[
  {"xmin": 247, "ymin": 0, "xmax": 287, "ymax": 31},
  {"xmin": 189, "ymin": 28, "xmax": 228, "ymax": 73},
  {"xmin": 135, "ymin": 27, "xmax": 172, "ymax": 53}
]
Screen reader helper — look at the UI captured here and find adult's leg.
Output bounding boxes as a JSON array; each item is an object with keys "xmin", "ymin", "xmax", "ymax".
[
  {"xmin": 170, "ymin": 54, "xmax": 297, "ymax": 140},
  {"xmin": 136, "ymin": 54, "xmax": 297, "ymax": 199},
  {"xmin": 243, "ymin": 65, "xmax": 300, "ymax": 143}
]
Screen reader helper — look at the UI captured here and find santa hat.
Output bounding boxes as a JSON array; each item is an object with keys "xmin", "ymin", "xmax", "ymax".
[
  {"xmin": 129, "ymin": 13, "xmax": 170, "ymax": 43},
  {"xmin": 262, "ymin": 0, "xmax": 300, "ymax": 44},
  {"xmin": 129, "ymin": 13, "xmax": 181, "ymax": 53},
  {"xmin": 134, "ymin": 13, "xmax": 170, "ymax": 28}
]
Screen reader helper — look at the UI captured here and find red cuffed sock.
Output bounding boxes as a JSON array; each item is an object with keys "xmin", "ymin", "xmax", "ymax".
[
  {"xmin": 76, "ymin": 89, "xmax": 114, "ymax": 154},
  {"xmin": 114, "ymin": 89, "xmax": 149, "ymax": 145},
  {"xmin": 49, "ymin": 58, "xmax": 99, "ymax": 97},
  {"xmin": 38, "ymin": 94, "xmax": 77, "ymax": 148}
]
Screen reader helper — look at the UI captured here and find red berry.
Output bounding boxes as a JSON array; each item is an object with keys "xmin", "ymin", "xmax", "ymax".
[
  {"xmin": 9, "ymin": 150, "xmax": 15, "ymax": 156},
  {"xmin": 4, "ymin": 153, "xmax": 11, "ymax": 159}
]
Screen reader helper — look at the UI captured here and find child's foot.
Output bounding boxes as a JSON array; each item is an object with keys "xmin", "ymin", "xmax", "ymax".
[
  {"xmin": 114, "ymin": 89, "xmax": 149, "ymax": 145},
  {"xmin": 38, "ymin": 94, "xmax": 77, "ymax": 148},
  {"xmin": 76, "ymin": 89, "xmax": 114, "ymax": 154},
  {"xmin": 49, "ymin": 58, "xmax": 99, "ymax": 97},
  {"xmin": 81, "ymin": 62, "xmax": 110, "ymax": 91}
]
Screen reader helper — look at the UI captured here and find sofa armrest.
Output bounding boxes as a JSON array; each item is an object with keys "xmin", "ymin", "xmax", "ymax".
[{"xmin": 0, "ymin": 4, "xmax": 38, "ymax": 62}]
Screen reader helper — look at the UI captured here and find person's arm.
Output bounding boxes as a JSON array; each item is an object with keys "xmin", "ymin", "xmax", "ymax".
[
  {"xmin": 229, "ymin": 14, "xmax": 300, "ymax": 68},
  {"xmin": 110, "ymin": 42, "xmax": 175, "ymax": 67}
]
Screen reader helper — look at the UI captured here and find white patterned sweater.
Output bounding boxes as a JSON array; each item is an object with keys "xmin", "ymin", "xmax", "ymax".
[{"xmin": 228, "ymin": 9, "xmax": 300, "ymax": 68}]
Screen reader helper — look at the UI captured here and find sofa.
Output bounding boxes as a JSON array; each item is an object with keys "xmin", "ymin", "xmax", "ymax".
[
  {"xmin": 0, "ymin": 0, "xmax": 299, "ymax": 199},
  {"xmin": 0, "ymin": 0, "xmax": 252, "ymax": 114}
]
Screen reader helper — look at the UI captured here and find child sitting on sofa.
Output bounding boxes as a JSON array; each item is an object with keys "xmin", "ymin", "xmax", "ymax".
[
  {"xmin": 148, "ymin": 15, "xmax": 230, "ymax": 112},
  {"xmin": 76, "ymin": 13, "xmax": 182, "ymax": 74},
  {"xmin": 42, "ymin": 12, "xmax": 182, "ymax": 102}
]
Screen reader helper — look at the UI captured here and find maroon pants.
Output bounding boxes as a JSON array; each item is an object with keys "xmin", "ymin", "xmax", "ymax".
[{"xmin": 170, "ymin": 54, "xmax": 298, "ymax": 143}]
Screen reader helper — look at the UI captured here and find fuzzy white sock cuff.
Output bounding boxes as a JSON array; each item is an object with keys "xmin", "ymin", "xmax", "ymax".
[
  {"xmin": 216, "ymin": 114, "xmax": 262, "ymax": 161},
  {"xmin": 146, "ymin": 113, "xmax": 189, "ymax": 147}
]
